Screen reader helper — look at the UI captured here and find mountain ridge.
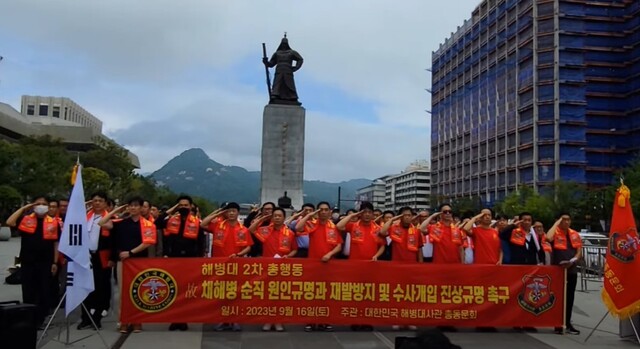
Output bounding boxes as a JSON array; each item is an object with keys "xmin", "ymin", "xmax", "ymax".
[{"xmin": 150, "ymin": 148, "xmax": 371, "ymax": 206}]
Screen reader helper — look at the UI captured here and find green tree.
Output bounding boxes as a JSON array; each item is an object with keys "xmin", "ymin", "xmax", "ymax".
[
  {"xmin": 81, "ymin": 167, "xmax": 112, "ymax": 195},
  {"xmin": 13, "ymin": 136, "xmax": 73, "ymax": 199},
  {"xmin": 0, "ymin": 184, "xmax": 22, "ymax": 220}
]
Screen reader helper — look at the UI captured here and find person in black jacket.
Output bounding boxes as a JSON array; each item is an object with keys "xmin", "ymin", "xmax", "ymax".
[
  {"xmin": 499, "ymin": 212, "xmax": 544, "ymax": 265},
  {"xmin": 157, "ymin": 195, "xmax": 206, "ymax": 331}
]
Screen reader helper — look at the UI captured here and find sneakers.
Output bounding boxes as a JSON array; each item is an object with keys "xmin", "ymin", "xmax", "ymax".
[
  {"xmin": 262, "ymin": 324, "xmax": 272, "ymax": 331},
  {"xmin": 232, "ymin": 323, "xmax": 241, "ymax": 332},
  {"xmin": 132, "ymin": 324, "xmax": 142, "ymax": 333},
  {"xmin": 407, "ymin": 325, "xmax": 417, "ymax": 331},
  {"xmin": 392, "ymin": 325, "xmax": 401, "ymax": 331},
  {"xmin": 274, "ymin": 324, "xmax": 285, "ymax": 332},
  {"xmin": 566, "ymin": 325, "xmax": 580, "ymax": 335},
  {"xmin": 169, "ymin": 323, "xmax": 179, "ymax": 331},
  {"xmin": 304, "ymin": 324, "xmax": 314, "ymax": 332}
]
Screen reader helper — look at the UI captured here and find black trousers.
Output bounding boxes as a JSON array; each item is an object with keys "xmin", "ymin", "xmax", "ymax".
[
  {"xmin": 21, "ymin": 262, "xmax": 53, "ymax": 325},
  {"xmin": 566, "ymin": 273, "xmax": 578, "ymax": 326},
  {"xmin": 81, "ymin": 252, "xmax": 112, "ymax": 323}
]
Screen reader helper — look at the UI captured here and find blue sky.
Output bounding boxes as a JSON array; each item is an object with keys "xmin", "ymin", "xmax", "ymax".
[{"xmin": 0, "ymin": 0, "xmax": 481, "ymax": 182}]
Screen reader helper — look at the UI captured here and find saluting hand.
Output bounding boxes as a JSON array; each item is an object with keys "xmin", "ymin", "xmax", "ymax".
[
  {"xmin": 22, "ymin": 202, "xmax": 38, "ymax": 210},
  {"xmin": 114, "ymin": 204, "xmax": 128, "ymax": 213}
]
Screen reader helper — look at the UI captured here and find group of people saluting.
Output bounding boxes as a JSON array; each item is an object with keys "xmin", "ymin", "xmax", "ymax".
[{"xmin": 6, "ymin": 193, "xmax": 582, "ymax": 335}]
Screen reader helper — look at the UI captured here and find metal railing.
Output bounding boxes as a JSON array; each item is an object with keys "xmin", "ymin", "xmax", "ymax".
[{"xmin": 578, "ymin": 238, "xmax": 608, "ymax": 292}]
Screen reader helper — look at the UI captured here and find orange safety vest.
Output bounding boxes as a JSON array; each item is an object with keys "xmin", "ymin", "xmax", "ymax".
[
  {"xmin": 213, "ymin": 220, "xmax": 250, "ymax": 247},
  {"xmin": 430, "ymin": 222, "xmax": 462, "ymax": 245},
  {"xmin": 553, "ymin": 228, "xmax": 582, "ymax": 250},
  {"xmin": 320, "ymin": 220, "xmax": 340, "ymax": 245},
  {"xmin": 255, "ymin": 224, "xmax": 294, "ymax": 254},
  {"xmin": 18, "ymin": 214, "xmax": 59, "ymax": 240},
  {"xmin": 164, "ymin": 214, "xmax": 200, "ymax": 240},
  {"xmin": 139, "ymin": 217, "xmax": 157, "ymax": 244},
  {"xmin": 87, "ymin": 210, "xmax": 110, "ymax": 237},
  {"xmin": 350, "ymin": 221, "xmax": 381, "ymax": 244},
  {"xmin": 510, "ymin": 227, "xmax": 527, "ymax": 246},
  {"xmin": 111, "ymin": 216, "xmax": 157, "ymax": 244},
  {"xmin": 538, "ymin": 232, "xmax": 553, "ymax": 252},
  {"xmin": 389, "ymin": 223, "xmax": 420, "ymax": 252}
]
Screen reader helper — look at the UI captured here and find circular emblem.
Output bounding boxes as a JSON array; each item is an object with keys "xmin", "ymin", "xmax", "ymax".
[{"xmin": 130, "ymin": 269, "xmax": 177, "ymax": 313}]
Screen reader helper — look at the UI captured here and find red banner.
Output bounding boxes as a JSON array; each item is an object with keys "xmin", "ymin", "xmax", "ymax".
[
  {"xmin": 121, "ymin": 258, "xmax": 564, "ymax": 327},
  {"xmin": 602, "ymin": 184, "xmax": 640, "ymax": 318}
]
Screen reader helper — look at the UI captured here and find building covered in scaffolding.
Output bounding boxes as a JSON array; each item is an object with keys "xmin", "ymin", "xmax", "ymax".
[{"xmin": 430, "ymin": 0, "xmax": 640, "ymax": 206}]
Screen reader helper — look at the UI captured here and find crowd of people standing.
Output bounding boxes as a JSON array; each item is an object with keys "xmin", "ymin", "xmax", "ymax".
[{"xmin": 6, "ymin": 194, "xmax": 582, "ymax": 335}]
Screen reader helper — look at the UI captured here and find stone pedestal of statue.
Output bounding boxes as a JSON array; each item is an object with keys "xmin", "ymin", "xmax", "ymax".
[{"xmin": 260, "ymin": 104, "xmax": 305, "ymax": 210}]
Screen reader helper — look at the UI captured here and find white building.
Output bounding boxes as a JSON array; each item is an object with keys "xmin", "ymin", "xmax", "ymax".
[
  {"xmin": 355, "ymin": 178, "xmax": 387, "ymax": 210},
  {"xmin": 384, "ymin": 160, "xmax": 431, "ymax": 212},
  {"xmin": 0, "ymin": 97, "xmax": 139, "ymax": 167},
  {"xmin": 21, "ymin": 96, "xmax": 103, "ymax": 134}
]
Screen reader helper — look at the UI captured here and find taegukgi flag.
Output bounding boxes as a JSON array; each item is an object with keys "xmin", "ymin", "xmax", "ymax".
[{"xmin": 58, "ymin": 164, "xmax": 94, "ymax": 316}]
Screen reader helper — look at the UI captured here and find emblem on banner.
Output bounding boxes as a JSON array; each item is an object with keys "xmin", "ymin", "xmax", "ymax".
[
  {"xmin": 130, "ymin": 269, "xmax": 178, "ymax": 313},
  {"xmin": 517, "ymin": 274, "xmax": 556, "ymax": 316},
  {"xmin": 609, "ymin": 229, "xmax": 639, "ymax": 263}
]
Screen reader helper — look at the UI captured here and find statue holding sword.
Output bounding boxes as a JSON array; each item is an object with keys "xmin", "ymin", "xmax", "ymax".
[{"xmin": 262, "ymin": 34, "xmax": 304, "ymax": 105}]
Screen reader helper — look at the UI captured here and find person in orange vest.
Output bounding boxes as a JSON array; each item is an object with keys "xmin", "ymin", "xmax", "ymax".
[
  {"xmin": 201, "ymin": 202, "xmax": 253, "ymax": 332},
  {"xmin": 77, "ymin": 191, "xmax": 112, "ymax": 330},
  {"xmin": 546, "ymin": 213, "xmax": 582, "ymax": 335},
  {"xmin": 161, "ymin": 195, "xmax": 206, "ymax": 331},
  {"xmin": 6, "ymin": 196, "xmax": 61, "ymax": 328},
  {"xmin": 337, "ymin": 201, "xmax": 385, "ymax": 332},
  {"xmin": 99, "ymin": 196, "xmax": 157, "ymax": 334},
  {"xmin": 337, "ymin": 201, "xmax": 386, "ymax": 262},
  {"xmin": 499, "ymin": 212, "xmax": 544, "ymax": 265},
  {"xmin": 461, "ymin": 209, "xmax": 502, "ymax": 265},
  {"xmin": 46, "ymin": 199, "xmax": 66, "ymax": 309},
  {"xmin": 295, "ymin": 201, "xmax": 343, "ymax": 332},
  {"xmin": 419, "ymin": 204, "xmax": 464, "ymax": 264},
  {"xmin": 141, "ymin": 200, "xmax": 155, "ymax": 223},
  {"xmin": 379, "ymin": 206, "xmax": 423, "ymax": 331},
  {"xmin": 380, "ymin": 207, "xmax": 423, "ymax": 264},
  {"xmin": 249, "ymin": 207, "xmax": 298, "ymax": 332}
]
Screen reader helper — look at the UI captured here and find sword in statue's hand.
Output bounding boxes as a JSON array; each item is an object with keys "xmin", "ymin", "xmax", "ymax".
[{"xmin": 261, "ymin": 43, "xmax": 272, "ymax": 98}]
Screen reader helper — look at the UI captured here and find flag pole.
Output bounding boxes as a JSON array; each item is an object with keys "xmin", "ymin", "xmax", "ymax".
[
  {"xmin": 36, "ymin": 292, "xmax": 109, "ymax": 348},
  {"xmin": 583, "ymin": 310, "xmax": 609, "ymax": 343}
]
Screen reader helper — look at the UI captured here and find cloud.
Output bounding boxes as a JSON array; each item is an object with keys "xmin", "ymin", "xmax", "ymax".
[{"xmin": 0, "ymin": 0, "xmax": 481, "ymax": 181}]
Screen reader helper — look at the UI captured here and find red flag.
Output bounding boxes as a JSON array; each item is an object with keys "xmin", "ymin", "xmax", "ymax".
[{"xmin": 602, "ymin": 183, "xmax": 640, "ymax": 318}]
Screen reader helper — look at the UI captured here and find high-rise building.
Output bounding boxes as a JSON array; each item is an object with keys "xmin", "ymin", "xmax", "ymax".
[
  {"xmin": 384, "ymin": 161, "xmax": 431, "ymax": 212},
  {"xmin": 430, "ymin": 0, "xmax": 640, "ymax": 206}
]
